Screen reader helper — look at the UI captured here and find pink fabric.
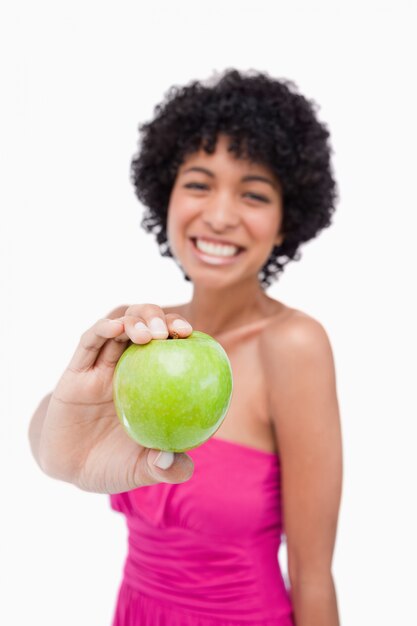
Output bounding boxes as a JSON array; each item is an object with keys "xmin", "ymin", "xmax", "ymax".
[{"xmin": 110, "ymin": 437, "xmax": 295, "ymax": 625}]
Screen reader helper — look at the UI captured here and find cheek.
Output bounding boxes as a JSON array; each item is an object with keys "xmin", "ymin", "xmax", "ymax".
[
  {"xmin": 168, "ymin": 187, "xmax": 201, "ymax": 223},
  {"xmin": 246, "ymin": 212, "xmax": 281, "ymax": 245},
  {"xmin": 166, "ymin": 209, "xmax": 179, "ymax": 254},
  {"xmin": 166, "ymin": 193, "xmax": 197, "ymax": 249}
]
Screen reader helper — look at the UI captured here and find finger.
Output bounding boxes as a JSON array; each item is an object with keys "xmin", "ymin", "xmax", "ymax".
[
  {"xmin": 97, "ymin": 307, "xmax": 175, "ymax": 371},
  {"xmin": 122, "ymin": 315, "xmax": 155, "ymax": 343},
  {"xmin": 133, "ymin": 449, "xmax": 194, "ymax": 487},
  {"xmin": 164, "ymin": 314, "xmax": 193, "ymax": 339},
  {"xmin": 68, "ymin": 318, "xmax": 126, "ymax": 373},
  {"xmin": 94, "ymin": 331, "xmax": 132, "ymax": 370},
  {"xmin": 95, "ymin": 313, "xmax": 154, "ymax": 370},
  {"xmin": 97, "ymin": 313, "xmax": 193, "ymax": 372},
  {"xmin": 125, "ymin": 304, "xmax": 169, "ymax": 340},
  {"xmin": 96, "ymin": 309, "xmax": 165, "ymax": 369}
]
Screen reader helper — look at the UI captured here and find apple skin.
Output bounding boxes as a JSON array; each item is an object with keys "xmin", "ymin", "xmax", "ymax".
[{"xmin": 112, "ymin": 330, "xmax": 233, "ymax": 452}]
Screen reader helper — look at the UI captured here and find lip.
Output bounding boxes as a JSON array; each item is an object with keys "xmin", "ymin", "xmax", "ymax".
[
  {"xmin": 188, "ymin": 237, "xmax": 245, "ymax": 266},
  {"xmin": 190, "ymin": 236, "xmax": 245, "ymax": 249}
]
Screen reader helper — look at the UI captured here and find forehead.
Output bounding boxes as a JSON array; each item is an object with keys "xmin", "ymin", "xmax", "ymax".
[{"xmin": 179, "ymin": 134, "xmax": 275, "ymax": 178}]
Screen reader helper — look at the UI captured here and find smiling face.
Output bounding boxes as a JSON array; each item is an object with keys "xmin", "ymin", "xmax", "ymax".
[{"xmin": 166, "ymin": 134, "xmax": 285, "ymax": 290}]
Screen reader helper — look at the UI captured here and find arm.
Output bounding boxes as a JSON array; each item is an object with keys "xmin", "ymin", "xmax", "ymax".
[
  {"xmin": 260, "ymin": 314, "xmax": 343, "ymax": 626},
  {"xmin": 29, "ymin": 392, "xmax": 53, "ymax": 468}
]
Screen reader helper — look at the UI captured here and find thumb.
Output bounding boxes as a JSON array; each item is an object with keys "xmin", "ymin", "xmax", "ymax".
[{"xmin": 139, "ymin": 449, "xmax": 194, "ymax": 486}]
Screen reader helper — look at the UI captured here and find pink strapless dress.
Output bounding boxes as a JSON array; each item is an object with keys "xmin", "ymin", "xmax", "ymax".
[{"xmin": 109, "ymin": 436, "xmax": 295, "ymax": 625}]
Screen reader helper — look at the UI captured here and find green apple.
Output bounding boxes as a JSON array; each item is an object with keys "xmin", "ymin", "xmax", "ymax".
[{"xmin": 112, "ymin": 330, "xmax": 233, "ymax": 452}]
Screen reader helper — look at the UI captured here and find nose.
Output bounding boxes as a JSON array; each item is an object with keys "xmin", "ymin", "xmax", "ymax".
[{"xmin": 201, "ymin": 194, "xmax": 240, "ymax": 232}]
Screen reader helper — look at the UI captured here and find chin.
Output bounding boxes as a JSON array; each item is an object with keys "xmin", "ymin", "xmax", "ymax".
[{"xmin": 183, "ymin": 266, "xmax": 251, "ymax": 291}]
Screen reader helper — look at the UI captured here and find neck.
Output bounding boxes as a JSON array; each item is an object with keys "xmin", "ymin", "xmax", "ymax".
[{"xmin": 183, "ymin": 277, "xmax": 273, "ymax": 336}]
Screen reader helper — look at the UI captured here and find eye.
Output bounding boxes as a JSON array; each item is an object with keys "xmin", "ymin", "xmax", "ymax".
[
  {"xmin": 184, "ymin": 182, "xmax": 209, "ymax": 190},
  {"xmin": 245, "ymin": 193, "xmax": 270, "ymax": 203}
]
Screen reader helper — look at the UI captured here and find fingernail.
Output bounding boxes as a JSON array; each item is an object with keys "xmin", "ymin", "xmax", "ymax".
[
  {"xmin": 134, "ymin": 321, "xmax": 151, "ymax": 333},
  {"xmin": 172, "ymin": 319, "xmax": 192, "ymax": 333},
  {"xmin": 153, "ymin": 451, "xmax": 174, "ymax": 470},
  {"xmin": 149, "ymin": 317, "xmax": 168, "ymax": 337}
]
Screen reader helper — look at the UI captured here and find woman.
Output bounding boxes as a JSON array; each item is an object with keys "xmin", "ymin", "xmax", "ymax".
[{"xmin": 29, "ymin": 69, "xmax": 343, "ymax": 625}]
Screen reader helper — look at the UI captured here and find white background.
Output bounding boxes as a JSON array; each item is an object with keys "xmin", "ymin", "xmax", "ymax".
[{"xmin": 1, "ymin": 1, "xmax": 416, "ymax": 624}]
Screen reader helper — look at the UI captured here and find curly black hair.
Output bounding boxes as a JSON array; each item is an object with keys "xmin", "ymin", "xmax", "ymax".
[{"xmin": 130, "ymin": 68, "xmax": 338, "ymax": 288}]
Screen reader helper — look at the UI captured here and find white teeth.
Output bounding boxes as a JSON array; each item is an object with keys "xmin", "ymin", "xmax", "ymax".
[{"xmin": 195, "ymin": 238, "xmax": 239, "ymax": 257}]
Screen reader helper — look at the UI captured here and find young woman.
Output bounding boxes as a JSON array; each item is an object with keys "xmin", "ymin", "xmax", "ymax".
[{"xmin": 29, "ymin": 69, "xmax": 343, "ymax": 625}]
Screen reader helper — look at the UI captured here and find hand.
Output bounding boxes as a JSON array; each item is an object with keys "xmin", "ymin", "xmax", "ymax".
[{"xmin": 38, "ymin": 304, "xmax": 194, "ymax": 494}]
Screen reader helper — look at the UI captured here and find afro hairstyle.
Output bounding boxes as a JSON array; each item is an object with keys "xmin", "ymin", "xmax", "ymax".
[{"xmin": 130, "ymin": 68, "xmax": 338, "ymax": 288}]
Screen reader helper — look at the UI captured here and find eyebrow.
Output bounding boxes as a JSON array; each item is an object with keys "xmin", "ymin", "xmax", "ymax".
[{"xmin": 182, "ymin": 166, "xmax": 277, "ymax": 190}]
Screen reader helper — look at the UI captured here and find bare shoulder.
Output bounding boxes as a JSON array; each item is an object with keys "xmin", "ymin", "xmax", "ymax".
[
  {"xmin": 260, "ymin": 306, "xmax": 334, "ymax": 361},
  {"xmin": 260, "ymin": 307, "xmax": 342, "ymax": 582}
]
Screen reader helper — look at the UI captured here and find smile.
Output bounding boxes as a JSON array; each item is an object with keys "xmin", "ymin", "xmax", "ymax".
[{"xmin": 189, "ymin": 238, "xmax": 245, "ymax": 266}]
